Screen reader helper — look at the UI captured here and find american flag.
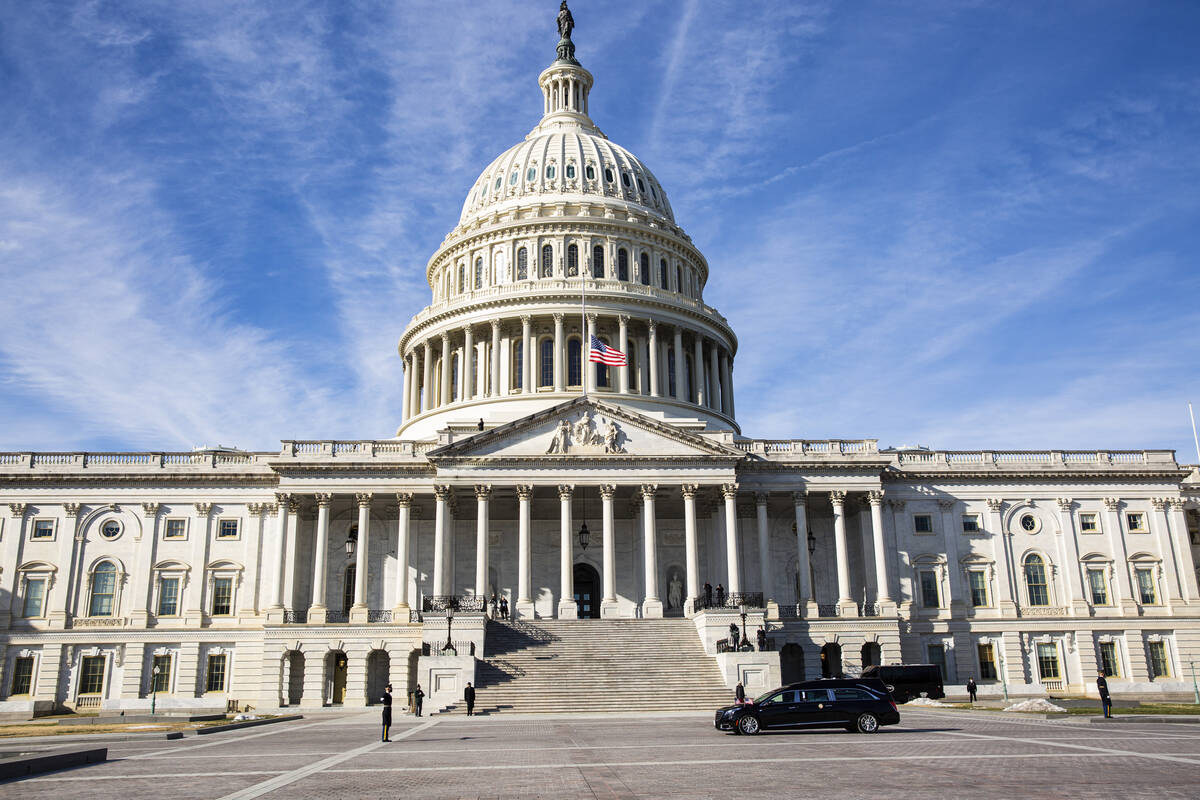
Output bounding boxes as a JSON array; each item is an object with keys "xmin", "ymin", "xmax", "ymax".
[{"xmin": 588, "ymin": 335, "xmax": 627, "ymax": 366}]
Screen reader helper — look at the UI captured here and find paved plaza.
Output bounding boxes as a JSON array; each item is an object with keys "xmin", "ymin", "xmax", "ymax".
[{"xmin": 6, "ymin": 709, "xmax": 1200, "ymax": 798}]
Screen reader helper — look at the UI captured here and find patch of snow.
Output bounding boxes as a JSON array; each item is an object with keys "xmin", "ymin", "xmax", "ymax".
[
  {"xmin": 1004, "ymin": 699, "xmax": 1067, "ymax": 713},
  {"xmin": 906, "ymin": 697, "xmax": 953, "ymax": 707},
  {"xmin": 232, "ymin": 713, "xmax": 259, "ymax": 721},
  {"xmin": 127, "ymin": 724, "xmax": 167, "ymax": 729}
]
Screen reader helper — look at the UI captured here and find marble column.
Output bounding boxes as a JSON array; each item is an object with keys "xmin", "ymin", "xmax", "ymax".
[
  {"xmin": 672, "ymin": 326, "xmax": 684, "ymax": 399},
  {"xmin": 600, "ymin": 484, "xmax": 619, "ymax": 617},
  {"xmin": 401, "ymin": 357, "xmax": 411, "ymax": 422},
  {"xmin": 708, "ymin": 340, "xmax": 720, "ymax": 411},
  {"xmin": 439, "ymin": 332, "xmax": 451, "ymax": 407},
  {"xmin": 1103, "ymin": 497, "xmax": 1136, "ymax": 612},
  {"xmin": 553, "ymin": 313, "xmax": 565, "ymax": 391},
  {"xmin": 422, "ymin": 340, "xmax": 433, "ymax": 413},
  {"xmin": 516, "ymin": 485, "xmax": 534, "ymax": 619},
  {"xmin": 693, "ymin": 334, "xmax": 706, "ymax": 406},
  {"xmin": 350, "ymin": 493, "xmax": 371, "ymax": 623},
  {"xmin": 521, "ymin": 315, "xmax": 532, "ymax": 393},
  {"xmin": 463, "ymin": 325, "xmax": 474, "ymax": 400},
  {"xmin": 648, "ymin": 321, "xmax": 661, "ymax": 397},
  {"xmin": 490, "ymin": 319, "xmax": 502, "ymax": 398},
  {"xmin": 558, "ymin": 485, "xmax": 577, "ymax": 618},
  {"xmin": 868, "ymin": 491, "xmax": 892, "ymax": 605},
  {"xmin": 641, "ymin": 484, "xmax": 663, "ymax": 617},
  {"xmin": 308, "ymin": 493, "xmax": 331, "ymax": 623},
  {"xmin": 268, "ymin": 494, "xmax": 291, "ymax": 618},
  {"xmin": 985, "ymin": 498, "xmax": 1016, "ymax": 613},
  {"xmin": 830, "ymin": 490, "xmax": 855, "ymax": 611},
  {"xmin": 683, "ymin": 484, "xmax": 699, "ymax": 615},
  {"xmin": 1057, "ymin": 497, "xmax": 1088, "ymax": 613},
  {"xmin": 618, "ymin": 315, "xmax": 630, "ymax": 394},
  {"xmin": 719, "ymin": 351, "xmax": 731, "ymax": 416},
  {"xmin": 393, "ymin": 493, "xmax": 412, "ymax": 614},
  {"xmin": 755, "ymin": 493, "xmax": 771, "ymax": 601},
  {"xmin": 793, "ymin": 492, "xmax": 814, "ymax": 612},
  {"xmin": 723, "ymin": 483, "xmax": 740, "ymax": 596},
  {"xmin": 475, "ymin": 485, "xmax": 491, "ymax": 599},
  {"xmin": 433, "ymin": 485, "xmax": 450, "ymax": 598}
]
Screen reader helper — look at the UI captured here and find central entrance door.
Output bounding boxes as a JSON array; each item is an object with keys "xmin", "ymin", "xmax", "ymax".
[
  {"xmin": 329, "ymin": 651, "xmax": 348, "ymax": 705},
  {"xmin": 573, "ymin": 563, "xmax": 600, "ymax": 619}
]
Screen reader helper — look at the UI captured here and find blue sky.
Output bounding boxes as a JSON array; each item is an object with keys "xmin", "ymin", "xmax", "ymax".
[{"xmin": 1, "ymin": 1, "xmax": 1199, "ymax": 461}]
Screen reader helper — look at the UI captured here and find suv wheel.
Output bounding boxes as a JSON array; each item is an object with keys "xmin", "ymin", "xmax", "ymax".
[
  {"xmin": 737, "ymin": 715, "xmax": 761, "ymax": 735},
  {"xmin": 855, "ymin": 713, "xmax": 879, "ymax": 734}
]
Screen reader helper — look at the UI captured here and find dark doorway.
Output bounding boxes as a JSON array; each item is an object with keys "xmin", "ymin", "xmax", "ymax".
[
  {"xmin": 366, "ymin": 650, "xmax": 389, "ymax": 705},
  {"xmin": 861, "ymin": 642, "xmax": 881, "ymax": 669},
  {"xmin": 780, "ymin": 643, "xmax": 805, "ymax": 684},
  {"xmin": 327, "ymin": 651, "xmax": 348, "ymax": 705},
  {"xmin": 286, "ymin": 651, "xmax": 304, "ymax": 706},
  {"xmin": 573, "ymin": 563, "xmax": 600, "ymax": 619},
  {"xmin": 820, "ymin": 642, "xmax": 842, "ymax": 678}
]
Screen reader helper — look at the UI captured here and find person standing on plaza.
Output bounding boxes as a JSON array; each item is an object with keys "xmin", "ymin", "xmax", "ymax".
[
  {"xmin": 704, "ymin": 582, "xmax": 713, "ymax": 609},
  {"xmin": 465, "ymin": 682, "xmax": 476, "ymax": 716},
  {"xmin": 413, "ymin": 683, "xmax": 425, "ymax": 717},
  {"xmin": 1097, "ymin": 671, "xmax": 1112, "ymax": 718},
  {"xmin": 380, "ymin": 684, "xmax": 393, "ymax": 741},
  {"xmin": 966, "ymin": 677, "xmax": 977, "ymax": 703},
  {"xmin": 735, "ymin": 681, "xmax": 745, "ymax": 705}
]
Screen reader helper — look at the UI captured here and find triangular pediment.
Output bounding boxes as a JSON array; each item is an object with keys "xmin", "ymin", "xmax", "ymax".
[{"xmin": 427, "ymin": 398, "xmax": 744, "ymax": 462}]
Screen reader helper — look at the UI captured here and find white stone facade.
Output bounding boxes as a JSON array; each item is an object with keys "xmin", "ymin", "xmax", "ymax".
[{"xmin": 3, "ymin": 19, "xmax": 1200, "ymax": 716}]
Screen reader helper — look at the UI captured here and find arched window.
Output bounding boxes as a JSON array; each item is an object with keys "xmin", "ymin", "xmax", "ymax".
[
  {"xmin": 1024, "ymin": 554, "xmax": 1049, "ymax": 606},
  {"xmin": 516, "ymin": 247, "xmax": 528, "ymax": 280},
  {"xmin": 617, "ymin": 248, "xmax": 629, "ymax": 281},
  {"xmin": 450, "ymin": 353, "xmax": 459, "ymax": 401},
  {"xmin": 639, "ymin": 253, "xmax": 650, "ymax": 285},
  {"xmin": 540, "ymin": 244, "xmax": 553, "ymax": 278},
  {"xmin": 513, "ymin": 340, "xmax": 523, "ymax": 390},
  {"xmin": 89, "ymin": 561, "xmax": 117, "ymax": 617},
  {"xmin": 659, "ymin": 258, "xmax": 668, "ymax": 289},
  {"xmin": 566, "ymin": 244, "xmax": 578, "ymax": 276},
  {"xmin": 540, "ymin": 338, "xmax": 554, "ymax": 387},
  {"xmin": 567, "ymin": 337, "xmax": 582, "ymax": 386},
  {"xmin": 458, "ymin": 264, "xmax": 465, "ymax": 293},
  {"xmin": 667, "ymin": 349, "xmax": 677, "ymax": 397},
  {"xmin": 474, "ymin": 257, "xmax": 483, "ymax": 289},
  {"xmin": 596, "ymin": 339, "xmax": 610, "ymax": 388},
  {"xmin": 592, "ymin": 245, "xmax": 604, "ymax": 278}
]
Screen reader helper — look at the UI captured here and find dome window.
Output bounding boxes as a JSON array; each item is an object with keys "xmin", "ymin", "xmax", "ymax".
[
  {"xmin": 637, "ymin": 177, "xmax": 645, "ymax": 193},
  {"xmin": 621, "ymin": 172, "xmax": 630, "ymax": 188},
  {"xmin": 540, "ymin": 244, "xmax": 553, "ymax": 278},
  {"xmin": 604, "ymin": 167, "xmax": 614, "ymax": 183},
  {"xmin": 527, "ymin": 167, "xmax": 537, "ymax": 182},
  {"xmin": 546, "ymin": 165, "xmax": 556, "ymax": 180},
  {"xmin": 494, "ymin": 176, "xmax": 502, "ymax": 191},
  {"xmin": 617, "ymin": 248, "xmax": 629, "ymax": 281},
  {"xmin": 651, "ymin": 185, "xmax": 657, "ymax": 200},
  {"xmin": 586, "ymin": 165, "xmax": 595, "ymax": 181},
  {"xmin": 592, "ymin": 245, "xmax": 605, "ymax": 278},
  {"xmin": 567, "ymin": 244, "xmax": 578, "ymax": 276},
  {"xmin": 516, "ymin": 247, "xmax": 528, "ymax": 281},
  {"xmin": 566, "ymin": 164, "xmax": 576, "ymax": 179},
  {"xmin": 509, "ymin": 171, "xmax": 519, "ymax": 186},
  {"xmin": 639, "ymin": 252, "xmax": 650, "ymax": 285}
]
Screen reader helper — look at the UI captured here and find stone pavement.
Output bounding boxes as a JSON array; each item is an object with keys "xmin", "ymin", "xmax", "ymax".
[{"xmin": 6, "ymin": 708, "xmax": 1200, "ymax": 798}]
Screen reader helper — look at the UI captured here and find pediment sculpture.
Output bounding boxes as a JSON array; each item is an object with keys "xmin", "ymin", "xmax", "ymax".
[{"xmin": 546, "ymin": 409, "xmax": 626, "ymax": 454}]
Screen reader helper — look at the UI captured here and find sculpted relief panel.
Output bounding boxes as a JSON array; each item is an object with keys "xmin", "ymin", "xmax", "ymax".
[{"xmin": 546, "ymin": 409, "xmax": 625, "ymax": 455}]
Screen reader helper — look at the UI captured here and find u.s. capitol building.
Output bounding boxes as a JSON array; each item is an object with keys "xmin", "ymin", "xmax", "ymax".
[{"xmin": 3, "ymin": 8, "xmax": 1199, "ymax": 717}]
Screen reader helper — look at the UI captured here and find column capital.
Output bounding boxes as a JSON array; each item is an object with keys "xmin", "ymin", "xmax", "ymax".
[
  {"xmin": 141, "ymin": 502, "xmax": 159, "ymax": 518},
  {"xmin": 791, "ymin": 491, "xmax": 807, "ymax": 508},
  {"xmin": 355, "ymin": 492, "xmax": 374, "ymax": 508},
  {"xmin": 395, "ymin": 492, "xmax": 414, "ymax": 508},
  {"xmin": 520, "ymin": 314, "xmax": 533, "ymax": 326},
  {"xmin": 557, "ymin": 484, "xmax": 575, "ymax": 500},
  {"xmin": 194, "ymin": 502, "xmax": 212, "ymax": 517},
  {"xmin": 1103, "ymin": 497, "xmax": 1121, "ymax": 511},
  {"xmin": 1167, "ymin": 497, "xmax": 1187, "ymax": 512},
  {"xmin": 552, "ymin": 312, "xmax": 564, "ymax": 323},
  {"xmin": 754, "ymin": 491, "xmax": 769, "ymax": 506},
  {"xmin": 680, "ymin": 483, "xmax": 699, "ymax": 499},
  {"xmin": 64, "ymin": 502, "xmax": 81, "ymax": 518},
  {"xmin": 246, "ymin": 502, "xmax": 263, "ymax": 516},
  {"xmin": 490, "ymin": 318, "xmax": 501, "ymax": 331},
  {"xmin": 640, "ymin": 484, "xmax": 658, "ymax": 499},
  {"xmin": 599, "ymin": 484, "xmax": 617, "ymax": 499},
  {"xmin": 1056, "ymin": 497, "xmax": 1075, "ymax": 512},
  {"xmin": 440, "ymin": 330, "xmax": 450, "ymax": 343},
  {"xmin": 936, "ymin": 499, "xmax": 955, "ymax": 510},
  {"xmin": 721, "ymin": 482, "xmax": 739, "ymax": 500},
  {"xmin": 9, "ymin": 502, "xmax": 27, "ymax": 518},
  {"xmin": 287, "ymin": 498, "xmax": 302, "ymax": 513},
  {"xmin": 314, "ymin": 493, "xmax": 333, "ymax": 507},
  {"xmin": 475, "ymin": 484, "xmax": 493, "ymax": 500},
  {"xmin": 618, "ymin": 314, "xmax": 630, "ymax": 325},
  {"xmin": 867, "ymin": 490, "xmax": 884, "ymax": 506},
  {"xmin": 647, "ymin": 319, "xmax": 657, "ymax": 335},
  {"xmin": 434, "ymin": 484, "xmax": 453, "ymax": 502},
  {"xmin": 829, "ymin": 489, "xmax": 847, "ymax": 506},
  {"xmin": 274, "ymin": 491, "xmax": 292, "ymax": 507},
  {"xmin": 586, "ymin": 312, "xmax": 597, "ymax": 324},
  {"xmin": 516, "ymin": 484, "xmax": 535, "ymax": 501},
  {"xmin": 985, "ymin": 498, "xmax": 1004, "ymax": 512}
]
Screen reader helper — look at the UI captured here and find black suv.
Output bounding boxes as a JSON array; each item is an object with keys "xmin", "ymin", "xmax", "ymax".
[{"xmin": 715, "ymin": 678, "xmax": 901, "ymax": 735}]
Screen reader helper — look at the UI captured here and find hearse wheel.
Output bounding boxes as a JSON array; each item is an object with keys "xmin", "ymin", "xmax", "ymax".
[
  {"xmin": 854, "ymin": 713, "xmax": 879, "ymax": 734},
  {"xmin": 737, "ymin": 715, "xmax": 761, "ymax": 735}
]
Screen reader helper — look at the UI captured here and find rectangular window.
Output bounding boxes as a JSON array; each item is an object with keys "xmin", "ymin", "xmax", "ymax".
[
  {"xmin": 1098, "ymin": 642, "xmax": 1119, "ymax": 677},
  {"xmin": 1135, "ymin": 568, "xmax": 1157, "ymax": 605},
  {"xmin": 1087, "ymin": 569, "xmax": 1109, "ymax": 606},
  {"xmin": 211, "ymin": 577, "xmax": 233, "ymax": 616},
  {"xmin": 914, "ymin": 514, "xmax": 933, "ymax": 534},
  {"xmin": 31, "ymin": 519, "xmax": 55, "ymax": 540},
  {"xmin": 961, "ymin": 514, "xmax": 980, "ymax": 533},
  {"xmin": 1079, "ymin": 512, "xmax": 1099, "ymax": 533},
  {"xmin": 79, "ymin": 655, "xmax": 106, "ymax": 694},
  {"xmin": 1036, "ymin": 643, "xmax": 1060, "ymax": 680},
  {"xmin": 968, "ymin": 570, "xmax": 989, "ymax": 607},
  {"xmin": 977, "ymin": 643, "xmax": 997, "ymax": 680},
  {"xmin": 151, "ymin": 654, "xmax": 172, "ymax": 693},
  {"xmin": 164, "ymin": 519, "xmax": 186, "ymax": 539},
  {"xmin": 1148, "ymin": 641, "xmax": 1170, "ymax": 679},
  {"xmin": 217, "ymin": 519, "xmax": 239, "ymax": 539},
  {"xmin": 919, "ymin": 570, "xmax": 941, "ymax": 608},
  {"xmin": 22, "ymin": 578, "xmax": 46, "ymax": 618},
  {"xmin": 1126, "ymin": 512, "xmax": 1147, "ymax": 532},
  {"xmin": 206, "ymin": 654, "xmax": 227, "ymax": 693},
  {"xmin": 157, "ymin": 577, "xmax": 180, "ymax": 616},
  {"xmin": 10, "ymin": 656, "xmax": 34, "ymax": 696},
  {"xmin": 927, "ymin": 644, "xmax": 947, "ymax": 681}
]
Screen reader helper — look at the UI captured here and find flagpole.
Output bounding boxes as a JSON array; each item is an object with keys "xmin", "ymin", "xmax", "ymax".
[
  {"xmin": 581, "ymin": 270, "xmax": 587, "ymax": 400},
  {"xmin": 1189, "ymin": 402, "xmax": 1200, "ymax": 464}
]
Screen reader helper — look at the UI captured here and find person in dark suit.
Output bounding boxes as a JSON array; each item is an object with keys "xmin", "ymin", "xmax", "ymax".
[
  {"xmin": 413, "ymin": 683, "xmax": 425, "ymax": 717},
  {"xmin": 1097, "ymin": 671, "xmax": 1112, "ymax": 718},
  {"xmin": 380, "ymin": 684, "xmax": 393, "ymax": 741},
  {"xmin": 756, "ymin": 626, "xmax": 767, "ymax": 652},
  {"xmin": 703, "ymin": 582, "xmax": 713, "ymax": 609},
  {"xmin": 735, "ymin": 682, "xmax": 746, "ymax": 705},
  {"xmin": 716, "ymin": 584, "xmax": 725, "ymax": 606},
  {"xmin": 966, "ymin": 677, "xmax": 977, "ymax": 703},
  {"xmin": 464, "ymin": 682, "xmax": 476, "ymax": 716}
]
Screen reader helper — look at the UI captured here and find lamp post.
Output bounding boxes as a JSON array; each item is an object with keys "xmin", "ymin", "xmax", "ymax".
[
  {"xmin": 739, "ymin": 603, "xmax": 748, "ymax": 651},
  {"xmin": 444, "ymin": 607, "xmax": 455, "ymax": 655},
  {"xmin": 998, "ymin": 650, "xmax": 1009, "ymax": 701},
  {"xmin": 151, "ymin": 665, "xmax": 160, "ymax": 715}
]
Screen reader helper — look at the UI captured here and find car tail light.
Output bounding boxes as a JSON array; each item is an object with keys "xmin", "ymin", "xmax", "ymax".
[{"xmin": 889, "ymin": 699, "xmax": 898, "ymax": 712}]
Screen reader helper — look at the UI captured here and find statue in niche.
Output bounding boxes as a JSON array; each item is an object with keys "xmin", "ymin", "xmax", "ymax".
[
  {"xmin": 667, "ymin": 570, "xmax": 683, "ymax": 611},
  {"xmin": 547, "ymin": 419, "xmax": 570, "ymax": 454}
]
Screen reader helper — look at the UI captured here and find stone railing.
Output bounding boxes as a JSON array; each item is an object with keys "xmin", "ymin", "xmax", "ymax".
[
  {"xmin": 776, "ymin": 604, "xmax": 802, "ymax": 618},
  {"xmin": 423, "ymin": 640, "xmax": 477, "ymax": 657},
  {"xmin": 859, "ymin": 603, "xmax": 881, "ymax": 618},
  {"xmin": 421, "ymin": 595, "xmax": 487, "ymax": 613},
  {"xmin": 817, "ymin": 604, "xmax": 841, "ymax": 618},
  {"xmin": 895, "ymin": 450, "xmax": 1175, "ymax": 469},
  {"xmin": 325, "ymin": 611, "xmax": 349, "ymax": 624},
  {"xmin": 735, "ymin": 439, "xmax": 879, "ymax": 456},
  {"xmin": 1019, "ymin": 606, "xmax": 1068, "ymax": 618},
  {"xmin": 367, "ymin": 610, "xmax": 393, "ymax": 624},
  {"xmin": 278, "ymin": 440, "xmax": 435, "ymax": 458},
  {"xmin": 282, "ymin": 610, "xmax": 307, "ymax": 624},
  {"xmin": 72, "ymin": 616, "xmax": 125, "ymax": 628},
  {"xmin": 0, "ymin": 450, "xmax": 267, "ymax": 470}
]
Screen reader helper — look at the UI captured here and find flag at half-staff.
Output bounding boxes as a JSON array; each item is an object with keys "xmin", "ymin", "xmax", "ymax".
[{"xmin": 588, "ymin": 335, "xmax": 627, "ymax": 366}]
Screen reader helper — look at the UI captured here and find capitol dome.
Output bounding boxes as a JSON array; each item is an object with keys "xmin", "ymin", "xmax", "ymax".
[{"xmin": 396, "ymin": 11, "xmax": 738, "ymax": 441}]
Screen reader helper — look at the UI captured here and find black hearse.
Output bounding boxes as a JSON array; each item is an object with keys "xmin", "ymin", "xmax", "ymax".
[
  {"xmin": 715, "ymin": 678, "xmax": 900, "ymax": 735},
  {"xmin": 861, "ymin": 664, "xmax": 945, "ymax": 703}
]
